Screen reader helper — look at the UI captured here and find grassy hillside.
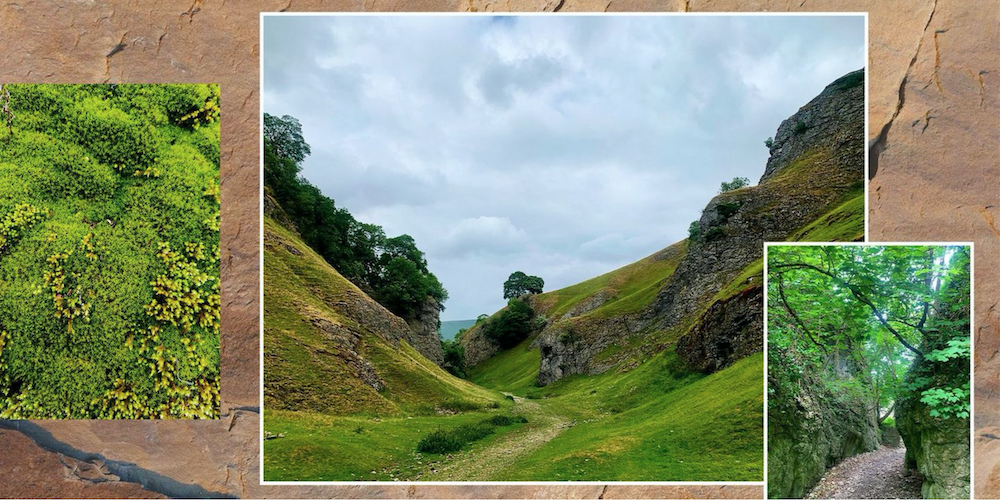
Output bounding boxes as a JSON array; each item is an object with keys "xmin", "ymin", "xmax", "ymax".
[
  {"xmin": 264, "ymin": 216, "xmax": 501, "ymax": 416},
  {"xmin": 505, "ymin": 353, "xmax": 763, "ymax": 480},
  {"xmin": 467, "ymin": 334, "xmax": 542, "ymax": 394},
  {"xmin": 534, "ymin": 240, "xmax": 687, "ymax": 320}
]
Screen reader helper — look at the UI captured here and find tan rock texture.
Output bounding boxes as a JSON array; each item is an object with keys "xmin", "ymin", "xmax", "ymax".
[{"xmin": 0, "ymin": 0, "xmax": 995, "ymax": 498}]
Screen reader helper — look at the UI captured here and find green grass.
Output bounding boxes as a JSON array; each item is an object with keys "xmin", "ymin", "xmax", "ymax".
[
  {"xmin": 467, "ymin": 334, "xmax": 542, "ymax": 395},
  {"xmin": 788, "ymin": 186, "xmax": 864, "ymax": 242},
  {"xmin": 500, "ymin": 353, "xmax": 764, "ymax": 481},
  {"xmin": 264, "ymin": 216, "xmax": 502, "ymax": 417},
  {"xmin": 263, "ymin": 408, "xmax": 521, "ymax": 481},
  {"xmin": 536, "ymin": 241, "xmax": 687, "ymax": 320}
]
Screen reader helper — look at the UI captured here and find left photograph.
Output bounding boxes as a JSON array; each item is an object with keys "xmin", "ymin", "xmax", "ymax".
[{"xmin": 0, "ymin": 84, "xmax": 221, "ymax": 419}]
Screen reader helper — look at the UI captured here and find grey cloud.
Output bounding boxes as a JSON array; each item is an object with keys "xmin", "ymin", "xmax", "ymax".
[{"xmin": 262, "ymin": 15, "xmax": 865, "ymax": 320}]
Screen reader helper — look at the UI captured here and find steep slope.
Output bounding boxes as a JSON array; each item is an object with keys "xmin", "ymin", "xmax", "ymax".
[
  {"xmin": 465, "ymin": 69, "xmax": 864, "ymax": 387},
  {"xmin": 263, "ymin": 216, "xmax": 500, "ymax": 416}
]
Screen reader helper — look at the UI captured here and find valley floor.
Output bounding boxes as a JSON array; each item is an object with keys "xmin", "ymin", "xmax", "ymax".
[
  {"xmin": 263, "ymin": 353, "xmax": 764, "ymax": 482},
  {"xmin": 805, "ymin": 447, "xmax": 922, "ymax": 499}
]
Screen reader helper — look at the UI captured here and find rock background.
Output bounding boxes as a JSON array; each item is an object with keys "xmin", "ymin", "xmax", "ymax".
[
  {"xmin": 767, "ymin": 345, "xmax": 881, "ymax": 499},
  {"xmin": 0, "ymin": 0, "xmax": 995, "ymax": 498}
]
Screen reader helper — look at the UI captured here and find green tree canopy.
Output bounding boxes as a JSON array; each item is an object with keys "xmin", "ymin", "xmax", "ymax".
[
  {"xmin": 719, "ymin": 176, "xmax": 750, "ymax": 193},
  {"xmin": 263, "ymin": 112, "xmax": 446, "ymax": 320},
  {"xmin": 483, "ymin": 299, "xmax": 535, "ymax": 348},
  {"xmin": 503, "ymin": 271, "xmax": 545, "ymax": 299},
  {"xmin": 768, "ymin": 245, "xmax": 971, "ymax": 421}
]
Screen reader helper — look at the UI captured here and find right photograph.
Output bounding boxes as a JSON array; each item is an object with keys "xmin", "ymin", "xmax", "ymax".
[{"xmin": 766, "ymin": 243, "xmax": 972, "ymax": 500}]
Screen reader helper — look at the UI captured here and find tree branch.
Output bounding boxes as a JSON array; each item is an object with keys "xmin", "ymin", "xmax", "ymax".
[
  {"xmin": 771, "ymin": 262, "xmax": 924, "ymax": 356},
  {"xmin": 776, "ymin": 272, "xmax": 828, "ymax": 353}
]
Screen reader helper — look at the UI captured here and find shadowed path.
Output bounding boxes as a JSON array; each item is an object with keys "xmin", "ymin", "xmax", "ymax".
[{"xmin": 806, "ymin": 447, "xmax": 922, "ymax": 499}]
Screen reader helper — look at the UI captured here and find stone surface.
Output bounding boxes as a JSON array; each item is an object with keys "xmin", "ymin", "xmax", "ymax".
[
  {"xmin": 767, "ymin": 346, "xmax": 881, "ymax": 499},
  {"xmin": 0, "ymin": 0, "xmax": 995, "ymax": 499},
  {"xmin": 535, "ymin": 69, "xmax": 864, "ymax": 384},
  {"xmin": 404, "ymin": 296, "xmax": 446, "ymax": 365},
  {"xmin": 0, "ymin": 429, "xmax": 163, "ymax": 499},
  {"xmin": 676, "ymin": 284, "xmax": 763, "ymax": 374}
]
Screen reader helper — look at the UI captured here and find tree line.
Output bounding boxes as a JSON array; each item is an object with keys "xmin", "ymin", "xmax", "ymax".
[{"xmin": 264, "ymin": 113, "xmax": 447, "ymax": 320}]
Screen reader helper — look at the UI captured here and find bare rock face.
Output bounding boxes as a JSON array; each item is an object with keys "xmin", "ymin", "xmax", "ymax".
[
  {"xmin": 308, "ymin": 315, "xmax": 385, "ymax": 391},
  {"xmin": 403, "ymin": 296, "xmax": 446, "ymax": 365},
  {"xmin": 675, "ymin": 285, "xmax": 763, "ymax": 374},
  {"xmin": 767, "ymin": 346, "xmax": 881, "ymax": 499},
  {"xmin": 534, "ymin": 69, "xmax": 864, "ymax": 385},
  {"xmin": 459, "ymin": 320, "xmax": 500, "ymax": 368},
  {"xmin": 649, "ymin": 68, "xmax": 864, "ymax": 328}
]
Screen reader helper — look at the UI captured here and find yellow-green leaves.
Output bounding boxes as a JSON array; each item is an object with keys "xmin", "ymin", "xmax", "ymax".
[
  {"xmin": 145, "ymin": 241, "xmax": 220, "ymax": 334},
  {"xmin": 0, "ymin": 203, "xmax": 46, "ymax": 255}
]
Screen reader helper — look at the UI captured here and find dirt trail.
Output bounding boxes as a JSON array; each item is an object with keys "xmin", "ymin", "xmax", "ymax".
[
  {"xmin": 806, "ymin": 446, "xmax": 922, "ymax": 499},
  {"xmin": 419, "ymin": 393, "xmax": 571, "ymax": 481}
]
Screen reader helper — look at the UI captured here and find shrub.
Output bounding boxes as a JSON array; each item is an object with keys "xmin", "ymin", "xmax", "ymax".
[
  {"xmin": 438, "ymin": 399, "xmax": 480, "ymax": 413},
  {"xmin": 441, "ymin": 339, "xmax": 466, "ymax": 378},
  {"xmin": 688, "ymin": 220, "xmax": 701, "ymax": 241},
  {"xmin": 483, "ymin": 414, "xmax": 528, "ymax": 426},
  {"xmin": 792, "ymin": 120, "xmax": 808, "ymax": 135},
  {"xmin": 719, "ymin": 176, "xmax": 750, "ymax": 193},
  {"xmin": 716, "ymin": 201, "xmax": 742, "ymax": 221},
  {"xmin": 483, "ymin": 299, "xmax": 534, "ymax": 348},
  {"xmin": 704, "ymin": 226, "xmax": 727, "ymax": 242},
  {"xmin": 764, "ymin": 137, "xmax": 774, "ymax": 148},
  {"xmin": 416, "ymin": 414, "xmax": 528, "ymax": 454}
]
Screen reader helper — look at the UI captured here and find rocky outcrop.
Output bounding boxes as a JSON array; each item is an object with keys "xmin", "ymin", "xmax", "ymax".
[
  {"xmin": 307, "ymin": 315, "xmax": 384, "ymax": 391},
  {"xmin": 403, "ymin": 296, "xmax": 445, "ymax": 365},
  {"xmin": 460, "ymin": 321, "xmax": 500, "ymax": 369},
  {"xmin": 675, "ymin": 285, "xmax": 762, "ymax": 373},
  {"xmin": 767, "ymin": 345, "xmax": 880, "ymax": 499},
  {"xmin": 535, "ymin": 69, "xmax": 864, "ymax": 384},
  {"xmin": 650, "ymin": 68, "xmax": 864, "ymax": 328},
  {"xmin": 534, "ymin": 314, "xmax": 643, "ymax": 385},
  {"xmin": 897, "ymin": 398, "xmax": 970, "ymax": 499},
  {"xmin": 897, "ymin": 264, "xmax": 972, "ymax": 499}
]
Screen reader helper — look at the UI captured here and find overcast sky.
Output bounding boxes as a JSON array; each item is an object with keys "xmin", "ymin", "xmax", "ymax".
[{"xmin": 262, "ymin": 15, "xmax": 865, "ymax": 321}]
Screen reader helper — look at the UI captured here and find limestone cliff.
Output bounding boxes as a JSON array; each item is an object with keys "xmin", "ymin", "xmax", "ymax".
[
  {"xmin": 897, "ymin": 261, "xmax": 972, "ymax": 499},
  {"xmin": 403, "ymin": 296, "xmax": 445, "ymax": 365},
  {"xmin": 529, "ymin": 69, "xmax": 864, "ymax": 385},
  {"xmin": 767, "ymin": 345, "xmax": 880, "ymax": 499}
]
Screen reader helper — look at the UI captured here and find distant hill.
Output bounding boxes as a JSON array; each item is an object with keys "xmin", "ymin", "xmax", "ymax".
[{"xmin": 439, "ymin": 319, "xmax": 477, "ymax": 341}]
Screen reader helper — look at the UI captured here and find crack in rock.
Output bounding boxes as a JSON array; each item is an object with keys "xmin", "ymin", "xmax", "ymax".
[
  {"xmin": 0, "ymin": 421, "xmax": 236, "ymax": 499},
  {"xmin": 869, "ymin": 0, "xmax": 938, "ymax": 180}
]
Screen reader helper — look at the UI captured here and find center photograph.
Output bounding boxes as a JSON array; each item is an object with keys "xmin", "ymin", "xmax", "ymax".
[{"xmin": 260, "ymin": 13, "xmax": 866, "ymax": 482}]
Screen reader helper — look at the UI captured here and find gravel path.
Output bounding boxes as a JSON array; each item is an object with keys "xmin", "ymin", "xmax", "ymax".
[
  {"xmin": 420, "ymin": 393, "xmax": 571, "ymax": 481},
  {"xmin": 806, "ymin": 447, "xmax": 922, "ymax": 499}
]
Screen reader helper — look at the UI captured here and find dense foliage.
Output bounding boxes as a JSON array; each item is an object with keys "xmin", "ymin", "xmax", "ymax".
[
  {"xmin": 719, "ymin": 176, "xmax": 750, "ymax": 193},
  {"xmin": 502, "ymin": 270, "xmax": 544, "ymax": 299},
  {"xmin": 768, "ymin": 245, "xmax": 971, "ymax": 422},
  {"xmin": 482, "ymin": 299, "xmax": 535, "ymax": 348},
  {"xmin": 441, "ymin": 338, "xmax": 466, "ymax": 378},
  {"xmin": 263, "ymin": 113, "xmax": 446, "ymax": 319},
  {"xmin": 0, "ymin": 84, "xmax": 220, "ymax": 419},
  {"xmin": 416, "ymin": 413, "xmax": 527, "ymax": 454}
]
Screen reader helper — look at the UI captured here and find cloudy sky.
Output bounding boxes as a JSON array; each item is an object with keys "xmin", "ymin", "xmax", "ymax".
[{"xmin": 262, "ymin": 15, "xmax": 865, "ymax": 321}]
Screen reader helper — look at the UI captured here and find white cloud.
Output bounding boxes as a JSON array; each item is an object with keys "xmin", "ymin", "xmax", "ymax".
[{"xmin": 262, "ymin": 15, "xmax": 865, "ymax": 320}]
